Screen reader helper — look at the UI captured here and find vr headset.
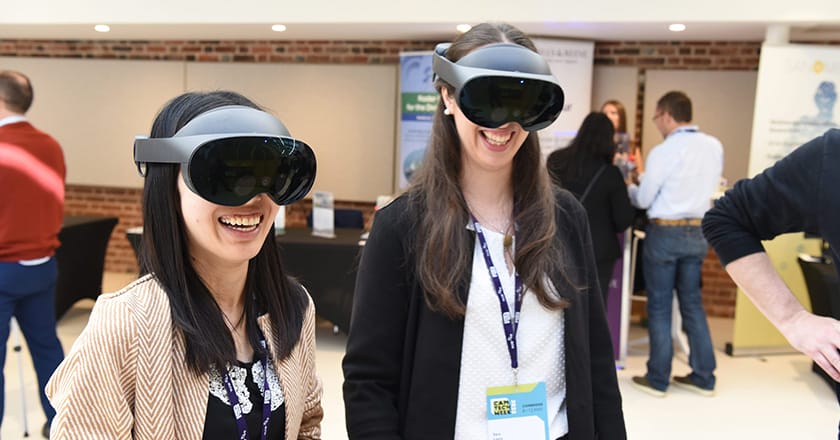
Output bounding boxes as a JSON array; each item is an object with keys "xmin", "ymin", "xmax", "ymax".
[
  {"xmin": 134, "ymin": 105, "xmax": 316, "ymax": 207},
  {"xmin": 432, "ymin": 42, "xmax": 565, "ymax": 132}
]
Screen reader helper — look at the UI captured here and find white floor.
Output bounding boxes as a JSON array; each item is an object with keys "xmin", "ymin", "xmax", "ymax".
[{"xmin": 2, "ymin": 272, "xmax": 837, "ymax": 439}]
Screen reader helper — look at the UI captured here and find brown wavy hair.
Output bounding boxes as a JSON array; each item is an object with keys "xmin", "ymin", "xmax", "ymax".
[{"xmin": 408, "ymin": 22, "xmax": 571, "ymax": 318}]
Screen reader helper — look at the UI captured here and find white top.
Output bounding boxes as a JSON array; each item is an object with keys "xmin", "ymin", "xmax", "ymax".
[
  {"xmin": 454, "ymin": 227, "xmax": 568, "ymax": 440},
  {"xmin": 628, "ymin": 125, "xmax": 723, "ymax": 219},
  {"xmin": 0, "ymin": 115, "xmax": 26, "ymax": 128}
]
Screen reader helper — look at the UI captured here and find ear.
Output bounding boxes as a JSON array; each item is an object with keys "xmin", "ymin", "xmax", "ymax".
[{"xmin": 440, "ymin": 88, "xmax": 457, "ymax": 112}]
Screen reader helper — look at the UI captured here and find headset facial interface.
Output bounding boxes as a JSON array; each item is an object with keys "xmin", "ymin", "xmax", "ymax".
[
  {"xmin": 134, "ymin": 106, "xmax": 316, "ymax": 207},
  {"xmin": 432, "ymin": 42, "xmax": 565, "ymax": 132}
]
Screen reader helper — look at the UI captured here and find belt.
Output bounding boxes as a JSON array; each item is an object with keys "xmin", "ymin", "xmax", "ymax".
[{"xmin": 651, "ymin": 218, "xmax": 702, "ymax": 226}]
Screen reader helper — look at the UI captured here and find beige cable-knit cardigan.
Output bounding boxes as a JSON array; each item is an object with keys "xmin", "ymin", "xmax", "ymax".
[{"xmin": 46, "ymin": 275, "xmax": 323, "ymax": 439}]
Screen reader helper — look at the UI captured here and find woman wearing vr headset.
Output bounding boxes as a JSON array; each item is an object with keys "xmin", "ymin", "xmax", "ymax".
[
  {"xmin": 343, "ymin": 23, "xmax": 626, "ymax": 440},
  {"xmin": 46, "ymin": 91, "xmax": 323, "ymax": 439}
]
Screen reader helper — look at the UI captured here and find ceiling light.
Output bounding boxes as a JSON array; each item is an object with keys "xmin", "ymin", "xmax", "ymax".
[
  {"xmin": 94, "ymin": 24, "xmax": 110, "ymax": 33},
  {"xmin": 456, "ymin": 24, "xmax": 472, "ymax": 33},
  {"xmin": 669, "ymin": 23, "xmax": 686, "ymax": 32},
  {"xmin": 271, "ymin": 24, "xmax": 287, "ymax": 32}
]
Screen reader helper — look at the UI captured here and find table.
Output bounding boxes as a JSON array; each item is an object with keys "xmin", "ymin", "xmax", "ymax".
[
  {"xmin": 55, "ymin": 215, "xmax": 119, "ymax": 319},
  {"xmin": 276, "ymin": 227, "xmax": 365, "ymax": 333}
]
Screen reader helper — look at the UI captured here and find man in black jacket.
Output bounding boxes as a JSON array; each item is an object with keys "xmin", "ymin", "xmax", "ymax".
[{"xmin": 702, "ymin": 129, "xmax": 840, "ymax": 405}]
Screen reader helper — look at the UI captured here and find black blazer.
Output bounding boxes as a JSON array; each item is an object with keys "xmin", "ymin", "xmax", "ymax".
[
  {"xmin": 342, "ymin": 190, "xmax": 626, "ymax": 440},
  {"xmin": 547, "ymin": 157, "xmax": 635, "ymax": 264}
]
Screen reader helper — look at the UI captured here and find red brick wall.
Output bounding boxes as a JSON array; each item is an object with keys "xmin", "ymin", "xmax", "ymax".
[
  {"xmin": 65, "ymin": 185, "xmax": 376, "ymax": 275},
  {"xmin": 13, "ymin": 37, "xmax": 837, "ymax": 316}
]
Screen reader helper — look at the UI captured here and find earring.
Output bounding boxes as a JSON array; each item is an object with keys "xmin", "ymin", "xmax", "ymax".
[{"xmin": 443, "ymin": 108, "xmax": 451, "ymax": 116}]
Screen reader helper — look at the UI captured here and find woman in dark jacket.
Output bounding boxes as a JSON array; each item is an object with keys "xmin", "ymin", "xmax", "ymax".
[
  {"xmin": 547, "ymin": 112, "xmax": 635, "ymax": 306},
  {"xmin": 343, "ymin": 23, "xmax": 625, "ymax": 440}
]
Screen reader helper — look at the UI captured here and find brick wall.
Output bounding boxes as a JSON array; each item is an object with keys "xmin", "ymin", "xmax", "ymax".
[
  {"xmin": 14, "ymin": 37, "xmax": 838, "ymax": 317},
  {"xmin": 65, "ymin": 184, "xmax": 376, "ymax": 275}
]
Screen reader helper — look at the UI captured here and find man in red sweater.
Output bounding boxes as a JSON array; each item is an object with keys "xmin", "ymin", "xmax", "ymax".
[{"xmin": 0, "ymin": 70, "xmax": 66, "ymax": 438}]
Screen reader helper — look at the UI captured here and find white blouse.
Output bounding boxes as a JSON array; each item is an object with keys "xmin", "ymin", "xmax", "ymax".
[{"xmin": 454, "ymin": 227, "xmax": 568, "ymax": 440}]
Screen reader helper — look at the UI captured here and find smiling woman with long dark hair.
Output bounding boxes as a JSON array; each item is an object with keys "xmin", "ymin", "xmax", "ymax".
[
  {"xmin": 46, "ymin": 91, "xmax": 323, "ymax": 439},
  {"xmin": 342, "ymin": 23, "xmax": 625, "ymax": 440}
]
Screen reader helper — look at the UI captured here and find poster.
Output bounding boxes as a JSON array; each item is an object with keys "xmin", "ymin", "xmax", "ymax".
[
  {"xmin": 748, "ymin": 44, "xmax": 840, "ymax": 176},
  {"xmin": 532, "ymin": 38, "xmax": 595, "ymax": 156},
  {"xmin": 397, "ymin": 52, "xmax": 437, "ymax": 190}
]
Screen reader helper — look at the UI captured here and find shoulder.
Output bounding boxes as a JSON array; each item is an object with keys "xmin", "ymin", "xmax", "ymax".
[
  {"xmin": 92, "ymin": 275, "xmax": 171, "ymax": 330},
  {"xmin": 805, "ymin": 128, "xmax": 840, "ymax": 159},
  {"xmin": 369, "ymin": 192, "xmax": 419, "ymax": 236},
  {"xmin": 74, "ymin": 276, "xmax": 167, "ymax": 354},
  {"xmin": 552, "ymin": 187, "xmax": 588, "ymax": 228},
  {"xmin": 99, "ymin": 274, "xmax": 169, "ymax": 310},
  {"xmin": 602, "ymin": 164, "xmax": 625, "ymax": 182}
]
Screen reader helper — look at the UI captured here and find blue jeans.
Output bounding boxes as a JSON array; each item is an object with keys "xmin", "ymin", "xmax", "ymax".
[
  {"xmin": 642, "ymin": 224, "xmax": 716, "ymax": 391},
  {"xmin": 0, "ymin": 259, "xmax": 65, "ymax": 425}
]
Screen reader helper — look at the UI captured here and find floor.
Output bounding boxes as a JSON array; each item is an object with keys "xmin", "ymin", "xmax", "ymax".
[{"xmin": 2, "ymin": 272, "xmax": 837, "ymax": 439}]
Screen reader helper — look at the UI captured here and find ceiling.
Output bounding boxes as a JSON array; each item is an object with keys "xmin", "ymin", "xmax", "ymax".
[{"xmin": 1, "ymin": 22, "xmax": 839, "ymax": 42}]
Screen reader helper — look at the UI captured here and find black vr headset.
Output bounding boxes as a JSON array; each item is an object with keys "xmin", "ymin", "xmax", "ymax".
[
  {"xmin": 432, "ymin": 42, "xmax": 565, "ymax": 132},
  {"xmin": 134, "ymin": 105, "xmax": 316, "ymax": 207}
]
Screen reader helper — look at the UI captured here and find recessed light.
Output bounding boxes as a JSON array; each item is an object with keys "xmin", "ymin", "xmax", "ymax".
[
  {"xmin": 456, "ymin": 24, "xmax": 472, "ymax": 33},
  {"xmin": 94, "ymin": 24, "xmax": 111, "ymax": 33},
  {"xmin": 271, "ymin": 24, "xmax": 287, "ymax": 32},
  {"xmin": 669, "ymin": 23, "xmax": 686, "ymax": 32}
]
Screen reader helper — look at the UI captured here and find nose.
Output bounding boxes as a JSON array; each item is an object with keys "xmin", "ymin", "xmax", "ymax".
[{"xmin": 243, "ymin": 192, "xmax": 272, "ymax": 206}]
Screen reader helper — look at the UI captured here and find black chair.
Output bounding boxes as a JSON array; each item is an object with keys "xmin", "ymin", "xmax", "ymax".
[
  {"xmin": 306, "ymin": 208, "xmax": 364, "ymax": 229},
  {"xmin": 797, "ymin": 252, "xmax": 840, "ymax": 394},
  {"xmin": 54, "ymin": 216, "xmax": 119, "ymax": 319}
]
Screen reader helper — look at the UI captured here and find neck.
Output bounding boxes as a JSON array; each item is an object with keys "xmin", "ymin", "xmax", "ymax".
[
  {"xmin": 0, "ymin": 108, "xmax": 21, "ymax": 121},
  {"xmin": 668, "ymin": 121, "xmax": 693, "ymax": 135},
  {"xmin": 460, "ymin": 164, "xmax": 513, "ymax": 208},
  {"xmin": 193, "ymin": 259, "xmax": 248, "ymax": 314},
  {"xmin": 460, "ymin": 165, "xmax": 515, "ymax": 232}
]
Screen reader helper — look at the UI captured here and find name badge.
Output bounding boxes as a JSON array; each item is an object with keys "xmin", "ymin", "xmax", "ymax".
[{"xmin": 486, "ymin": 382, "xmax": 549, "ymax": 440}]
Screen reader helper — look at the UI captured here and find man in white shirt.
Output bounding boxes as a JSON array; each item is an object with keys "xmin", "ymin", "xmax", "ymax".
[{"xmin": 627, "ymin": 91, "xmax": 723, "ymax": 398}]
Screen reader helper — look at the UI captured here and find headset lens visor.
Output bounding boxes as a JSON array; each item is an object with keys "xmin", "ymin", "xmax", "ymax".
[
  {"xmin": 186, "ymin": 136, "xmax": 316, "ymax": 207},
  {"xmin": 135, "ymin": 133, "xmax": 316, "ymax": 207},
  {"xmin": 458, "ymin": 76, "xmax": 564, "ymax": 131}
]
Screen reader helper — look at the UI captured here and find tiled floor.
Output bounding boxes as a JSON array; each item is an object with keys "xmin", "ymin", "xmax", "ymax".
[{"xmin": 2, "ymin": 272, "xmax": 837, "ymax": 439}]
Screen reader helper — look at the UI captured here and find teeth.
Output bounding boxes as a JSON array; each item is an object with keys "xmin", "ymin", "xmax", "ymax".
[
  {"xmin": 220, "ymin": 215, "xmax": 261, "ymax": 227},
  {"xmin": 483, "ymin": 131, "xmax": 512, "ymax": 145}
]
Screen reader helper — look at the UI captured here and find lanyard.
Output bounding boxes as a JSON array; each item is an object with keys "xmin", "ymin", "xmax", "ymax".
[
  {"xmin": 669, "ymin": 126, "xmax": 699, "ymax": 137},
  {"xmin": 221, "ymin": 334, "xmax": 272, "ymax": 440},
  {"xmin": 471, "ymin": 217, "xmax": 524, "ymax": 382}
]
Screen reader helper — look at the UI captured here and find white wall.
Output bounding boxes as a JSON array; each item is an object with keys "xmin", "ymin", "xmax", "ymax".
[
  {"xmin": 642, "ymin": 70, "xmax": 758, "ymax": 184},
  {"xmin": 2, "ymin": 56, "xmax": 397, "ymax": 202}
]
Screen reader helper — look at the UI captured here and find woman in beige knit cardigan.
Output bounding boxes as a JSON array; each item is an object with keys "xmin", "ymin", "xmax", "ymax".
[{"xmin": 46, "ymin": 91, "xmax": 323, "ymax": 439}]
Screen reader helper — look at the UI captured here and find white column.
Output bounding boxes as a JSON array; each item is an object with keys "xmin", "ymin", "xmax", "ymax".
[{"xmin": 764, "ymin": 24, "xmax": 790, "ymax": 46}]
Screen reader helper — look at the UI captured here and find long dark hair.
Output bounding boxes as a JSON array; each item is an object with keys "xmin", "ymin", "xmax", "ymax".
[
  {"xmin": 409, "ymin": 22, "xmax": 570, "ymax": 318},
  {"xmin": 139, "ymin": 91, "xmax": 306, "ymax": 374},
  {"xmin": 547, "ymin": 111, "xmax": 616, "ymax": 183}
]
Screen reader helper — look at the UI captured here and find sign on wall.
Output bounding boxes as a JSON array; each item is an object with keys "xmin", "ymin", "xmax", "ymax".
[
  {"xmin": 397, "ymin": 51, "xmax": 437, "ymax": 190},
  {"xmin": 532, "ymin": 38, "xmax": 595, "ymax": 155},
  {"xmin": 748, "ymin": 44, "xmax": 840, "ymax": 175}
]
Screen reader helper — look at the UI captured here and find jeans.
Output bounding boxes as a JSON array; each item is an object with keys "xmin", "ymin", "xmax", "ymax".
[
  {"xmin": 642, "ymin": 224, "xmax": 716, "ymax": 391},
  {"xmin": 0, "ymin": 259, "xmax": 65, "ymax": 425}
]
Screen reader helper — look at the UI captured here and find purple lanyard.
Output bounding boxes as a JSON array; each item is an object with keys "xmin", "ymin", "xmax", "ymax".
[
  {"xmin": 220, "ymin": 335, "xmax": 272, "ymax": 440},
  {"xmin": 472, "ymin": 217, "xmax": 524, "ymax": 374}
]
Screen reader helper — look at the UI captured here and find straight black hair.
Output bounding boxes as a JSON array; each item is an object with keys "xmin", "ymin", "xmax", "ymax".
[
  {"xmin": 139, "ymin": 90, "xmax": 307, "ymax": 374},
  {"xmin": 547, "ymin": 111, "xmax": 616, "ymax": 183}
]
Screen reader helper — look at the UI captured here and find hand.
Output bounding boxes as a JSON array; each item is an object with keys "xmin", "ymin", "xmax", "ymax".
[{"xmin": 779, "ymin": 310, "xmax": 840, "ymax": 381}]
